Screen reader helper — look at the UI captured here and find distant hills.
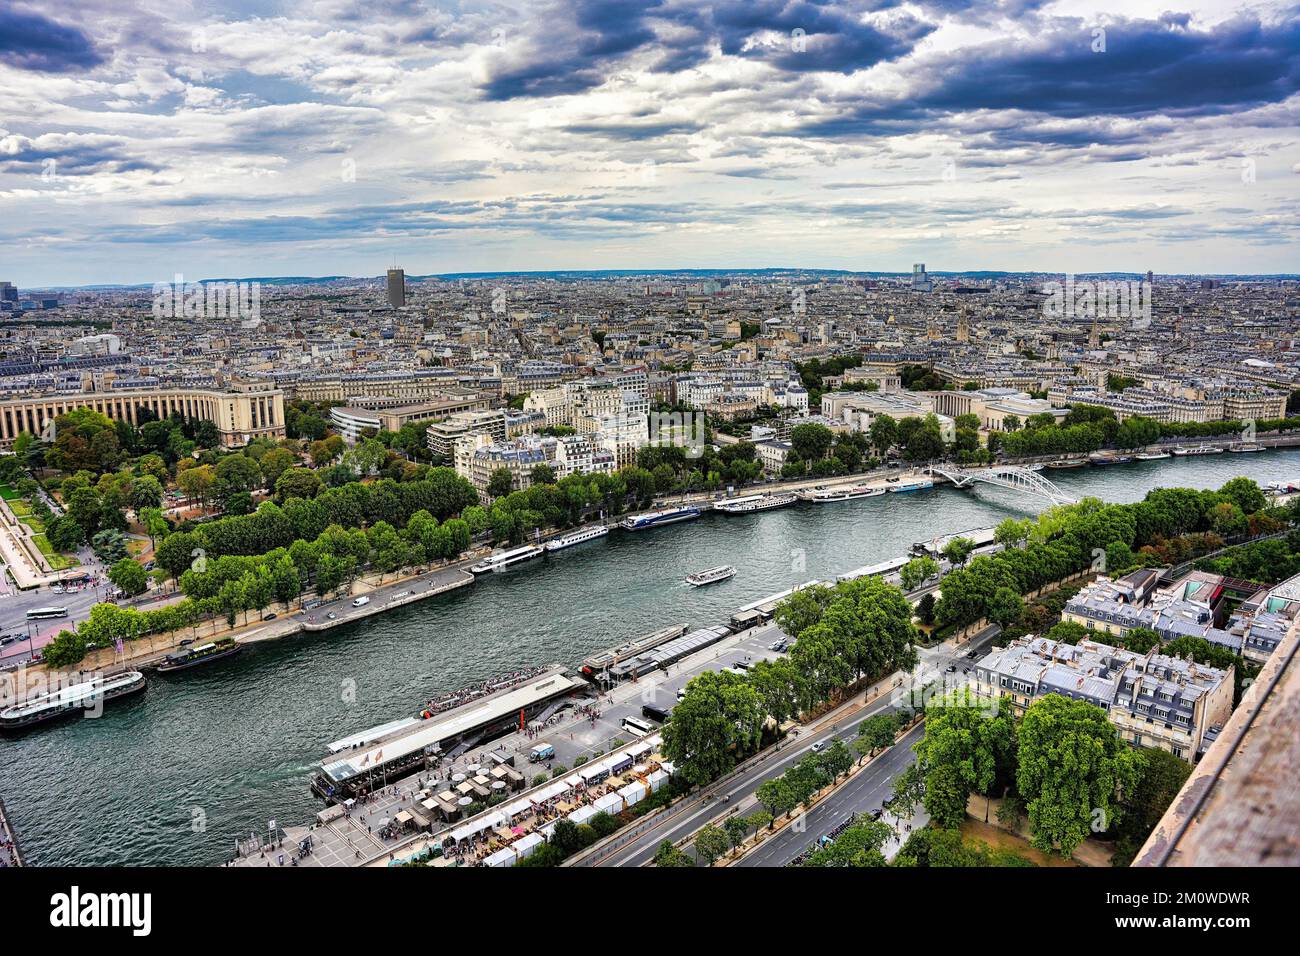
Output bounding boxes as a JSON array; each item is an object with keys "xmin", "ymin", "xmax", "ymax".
[{"xmin": 28, "ymin": 268, "xmax": 1300, "ymax": 292}]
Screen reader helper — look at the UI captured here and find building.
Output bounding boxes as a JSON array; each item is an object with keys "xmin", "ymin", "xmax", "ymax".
[
  {"xmin": 1061, "ymin": 570, "xmax": 1265, "ymax": 655},
  {"xmin": 329, "ymin": 393, "xmax": 491, "ymax": 443},
  {"xmin": 1134, "ymin": 617, "xmax": 1300, "ymax": 866},
  {"xmin": 755, "ymin": 438, "xmax": 793, "ymax": 475},
  {"xmin": 387, "ymin": 269, "xmax": 406, "ymax": 308},
  {"xmin": 931, "ymin": 387, "xmax": 1066, "ymax": 432},
  {"xmin": 0, "ymin": 382, "xmax": 285, "ymax": 449},
  {"xmin": 975, "ymin": 635, "xmax": 1233, "ymax": 761},
  {"xmin": 426, "ymin": 409, "xmax": 508, "ymax": 459},
  {"xmin": 911, "ymin": 263, "xmax": 932, "ymax": 293}
]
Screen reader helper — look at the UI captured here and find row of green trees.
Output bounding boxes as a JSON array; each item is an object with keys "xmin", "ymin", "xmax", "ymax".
[
  {"xmin": 934, "ymin": 478, "xmax": 1283, "ymax": 633},
  {"xmin": 662, "ymin": 575, "xmax": 919, "ymax": 786},
  {"xmin": 153, "ymin": 470, "xmax": 479, "ymax": 577}
]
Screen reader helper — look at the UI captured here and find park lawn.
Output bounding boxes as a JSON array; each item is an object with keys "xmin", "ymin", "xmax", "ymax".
[
  {"xmin": 20, "ymin": 515, "xmax": 46, "ymax": 534},
  {"xmin": 8, "ymin": 498, "xmax": 32, "ymax": 516},
  {"xmin": 0, "ymin": 484, "xmax": 21, "ymax": 500},
  {"xmin": 31, "ymin": 534, "xmax": 79, "ymax": 570}
]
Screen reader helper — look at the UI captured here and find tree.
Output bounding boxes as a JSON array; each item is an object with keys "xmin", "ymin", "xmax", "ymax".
[
  {"xmin": 215, "ymin": 454, "xmax": 262, "ymax": 494},
  {"xmin": 1217, "ymin": 477, "xmax": 1266, "ymax": 517},
  {"xmin": 662, "ymin": 670, "xmax": 766, "ymax": 786},
  {"xmin": 693, "ymin": 824, "xmax": 729, "ymax": 866},
  {"xmin": 129, "ymin": 474, "xmax": 164, "ymax": 511},
  {"xmin": 800, "ymin": 817, "xmax": 892, "ymax": 867},
  {"xmin": 914, "ymin": 700, "xmax": 1017, "ymax": 828},
  {"xmin": 486, "ymin": 468, "xmax": 515, "ymax": 499},
  {"xmin": 941, "ymin": 536, "xmax": 976, "ymax": 568},
  {"xmin": 994, "ymin": 518, "xmax": 1031, "ymax": 549},
  {"xmin": 1016, "ymin": 694, "xmax": 1145, "ymax": 857},
  {"xmin": 91, "ymin": 528, "xmax": 129, "ymax": 564},
  {"xmin": 275, "ymin": 467, "xmax": 322, "ymax": 502},
  {"xmin": 790, "ymin": 423, "xmax": 834, "ymax": 463},
  {"xmin": 756, "ymin": 778, "xmax": 796, "ymax": 824},
  {"xmin": 724, "ymin": 815, "xmax": 749, "ymax": 852},
  {"xmin": 900, "ymin": 556, "xmax": 939, "ymax": 592},
  {"xmin": 530, "ymin": 463, "xmax": 557, "ymax": 486},
  {"xmin": 869, "ymin": 414, "xmax": 898, "ymax": 457},
  {"xmin": 857, "ymin": 713, "xmax": 898, "ymax": 761},
  {"xmin": 1110, "ymin": 749, "xmax": 1192, "ymax": 865},
  {"xmin": 653, "ymin": 840, "xmax": 695, "ymax": 867},
  {"xmin": 108, "ymin": 557, "xmax": 148, "ymax": 597},
  {"xmin": 987, "ymin": 586, "xmax": 1024, "ymax": 629},
  {"xmin": 259, "ymin": 447, "xmax": 297, "ymax": 488}
]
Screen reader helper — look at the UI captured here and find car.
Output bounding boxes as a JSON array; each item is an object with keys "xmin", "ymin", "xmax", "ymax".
[
  {"xmin": 178, "ymin": 638, "xmax": 195, "ymax": 647},
  {"xmin": 946, "ymin": 664, "xmax": 957, "ymax": 673},
  {"xmin": 0, "ymin": 635, "xmax": 15, "ymax": 647},
  {"xmin": 262, "ymin": 613, "xmax": 277, "ymax": 621},
  {"xmin": 868, "ymin": 807, "xmax": 884, "ymax": 820},
  {"xmin": 769, "ymin": 640, "xmax": 783, "ymax": 651},
  {"xmin": 50, "ymin": 585, "xmax": 65, "ymax": 594},
  {"xmin": 326, "ymin": 612, "xmax": 338, "ymax": 620},
  {"xmin": 811, "ymin": 740, "xmax": 827, "ymax": 753}
]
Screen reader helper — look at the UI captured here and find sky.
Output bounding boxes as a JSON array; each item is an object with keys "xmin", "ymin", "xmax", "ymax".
[{"xmin": 1, "ymin": 0, "xmax": 1298, "ymax": 286}]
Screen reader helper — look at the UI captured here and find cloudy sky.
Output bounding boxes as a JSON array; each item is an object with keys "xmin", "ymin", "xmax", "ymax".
[{"xmin": 2, "ymin": 0, "xmax": 1298, "ymax": 286}]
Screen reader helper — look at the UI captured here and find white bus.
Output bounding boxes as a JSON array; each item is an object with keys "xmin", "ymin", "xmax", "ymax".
[
  {"xmin": 26, "ymin": 607, "xmax": 68, "ymax": 621},
  {"xmin": 621, "ymin": 716, "xmax": 654, "ymax": 738}
]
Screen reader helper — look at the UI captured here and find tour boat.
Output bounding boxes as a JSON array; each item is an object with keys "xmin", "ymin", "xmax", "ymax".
[{"xmin": 685, "ymin": 566, "xmax": 736, "ymax": 587}]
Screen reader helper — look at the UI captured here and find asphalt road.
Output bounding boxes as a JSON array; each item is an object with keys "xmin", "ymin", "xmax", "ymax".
[
  {"xmin": 581, "ymin": 624, "xmax": 999, "ymax": 867},
  {"xmin": 735, "ymin": 721, "xmax": 925, "ymax": 866}
]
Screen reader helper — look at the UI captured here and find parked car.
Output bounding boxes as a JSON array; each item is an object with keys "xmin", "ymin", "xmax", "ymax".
[
  {"xmin": 811, "ymin": 740, "xmax": 827, "ymax": 753},
  {"xmin": 262, "ymin": 613, "xmax": 277, "ymax": 621}
]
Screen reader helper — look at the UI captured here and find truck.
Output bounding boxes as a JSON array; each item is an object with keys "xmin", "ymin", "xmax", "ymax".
[
  {"xmin": 529, "ymin": 743, "xmax": 555, "ymax": 762},
  {"xmin": 351, "ymin": 596, "xmax": 370, "ymax": 608}
]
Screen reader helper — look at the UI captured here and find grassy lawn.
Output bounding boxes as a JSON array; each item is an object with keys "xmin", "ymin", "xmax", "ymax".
[
  {"xmin": 20, "ymin": 516, "xmax": 46, "ymax": 534},
  {"xmin": 31, "ymin": 534, "xmax": 79, "ymax": 570},
  {"xmin": 8, "ymin": 498, "xmax": 32, "ymax": 516},
  {"xmin": 0, "ymin": 484, "xmax": 21, "ymax": 501}
]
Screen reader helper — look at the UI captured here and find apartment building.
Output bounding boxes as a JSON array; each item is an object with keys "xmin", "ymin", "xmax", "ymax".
[{"xmin": 975, "ymin": 635, "xmax": 1234, "ymax": 761}]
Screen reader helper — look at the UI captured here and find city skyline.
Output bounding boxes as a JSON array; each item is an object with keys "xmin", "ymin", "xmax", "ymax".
[{"xmin": 2, "ymin": 0, "xmax": 1299, "ymax": 285}]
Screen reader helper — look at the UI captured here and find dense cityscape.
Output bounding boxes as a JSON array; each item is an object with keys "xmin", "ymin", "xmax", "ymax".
[{"xmin": 1, "ymin": 0, "xmax": 1295, "ymax": 937}]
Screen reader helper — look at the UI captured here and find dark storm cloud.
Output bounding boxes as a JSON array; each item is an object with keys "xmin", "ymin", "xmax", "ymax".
[
  {"xmin": 800, "ymin": 11, "xmax": 1300, "ymax": 143},
  {"xmin": 0, "ymin": 7, "xmax": 103, "ymax": 72},
  {"xmin": 479, "ymin": 0, "xmax": 933, "ymax": 99}
]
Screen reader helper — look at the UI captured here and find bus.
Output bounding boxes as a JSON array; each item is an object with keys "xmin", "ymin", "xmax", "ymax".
[
  {"xmin": 621, "ymin": 716, "xmax": 655, "ymax": 737},
  {"xmin": 26, "ymin": 607, "xmax": 69, "ymax": 621},
  {"xmin": 641, "ymin": 704, "xmax": 672, "ymax": 724}
]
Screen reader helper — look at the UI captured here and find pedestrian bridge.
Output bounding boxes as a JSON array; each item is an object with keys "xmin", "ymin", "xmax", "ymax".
[{"xmin": 930, "ymin": 465, "xmax": 1077, "ymax": 507}]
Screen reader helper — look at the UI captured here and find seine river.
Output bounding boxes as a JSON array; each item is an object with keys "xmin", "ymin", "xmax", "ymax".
[{"xmin": 3, "ymin": 451, "xmax": 1298, "ymax": 865}]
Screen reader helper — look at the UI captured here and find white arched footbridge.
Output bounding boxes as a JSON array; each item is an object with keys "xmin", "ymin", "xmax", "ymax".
[{"xmin": 930, "ymin": 465, "xmax": 1077, "ymax": 506}]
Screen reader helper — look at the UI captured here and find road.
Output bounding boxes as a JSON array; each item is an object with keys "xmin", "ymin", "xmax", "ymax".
[
  {"xmin": 579, "ymin": 624, "xmax": 1000, "ymax": 866},
  {"xmin": 736, "ymin": 722, "xmax": 924, "ymax": 866}
]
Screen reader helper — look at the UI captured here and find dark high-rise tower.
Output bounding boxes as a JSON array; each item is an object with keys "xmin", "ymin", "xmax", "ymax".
[{"xmin": 386, "ymin": 269, "xmax": 406, "ymax": 308}]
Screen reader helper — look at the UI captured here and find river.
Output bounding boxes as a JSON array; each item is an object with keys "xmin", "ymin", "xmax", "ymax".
[{"xmin": 2, "ymin": 450, "xmax": 1297, "ymax": 865}]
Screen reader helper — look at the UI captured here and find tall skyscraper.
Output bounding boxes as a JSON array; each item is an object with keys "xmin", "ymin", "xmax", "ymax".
[
  {"xmin": 0, "ymin": 281, "xmax": 17, "ymax": 302},
  {"xmin": 387, "ymin": 269, "xmax": 406, "ymax": 308},
  {"xmin": 911, "ymin": 263, "xmax": 932, "ymax": 292}
]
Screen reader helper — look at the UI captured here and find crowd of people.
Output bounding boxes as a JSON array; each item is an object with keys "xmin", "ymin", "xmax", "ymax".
[{"xmin": 419, "ymin": 666, "xmax": 548, "ymax": 718}]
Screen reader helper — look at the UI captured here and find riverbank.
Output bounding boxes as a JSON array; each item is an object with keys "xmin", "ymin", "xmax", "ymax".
[{"xmin": 4, "ymin": 448, "xmax": 1299, "ymax": 866}]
